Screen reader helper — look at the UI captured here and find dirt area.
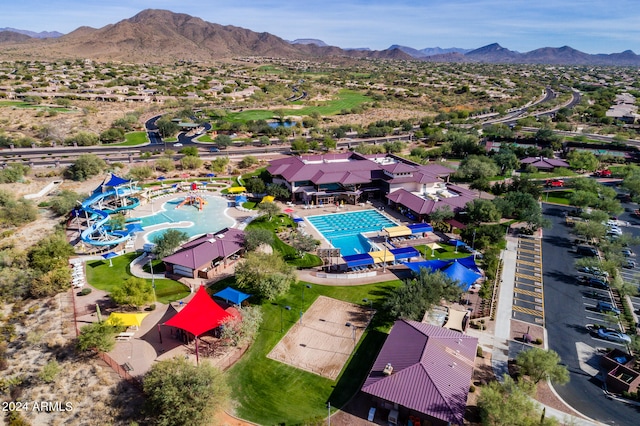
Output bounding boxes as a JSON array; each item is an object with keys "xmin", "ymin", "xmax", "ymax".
[
  {"xmin": 1, "ymin": 100, "xmax": 151, "ymax": 141},
  {"xmin": 510, "ymin": 319, "xmax": 545, "ymax": 345},
  {"xmin": 267, "ymin": 296, "xmax": 371, "ymax": 380}
]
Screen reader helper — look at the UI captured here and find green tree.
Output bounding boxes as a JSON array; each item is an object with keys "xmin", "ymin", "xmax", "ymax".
[
  {"xmin": 323, "ymin": 136, "xmax": 337, "ymax": 150},
  {"xmin": 256, "ymin": 201, "xmax": 280, "ymax": 220},
  {"xmin": 155, "ymin": 157, "xmax": 175, "ymax": 173},
  {"xmin": 0, "ymin": 163, "xmax": 30, "ymax": 184},
  {"xmin": 244, "ymin": 177, "xmax": 266, "ymax": 194},
  {"xmin": 111, "ymin": 277, "xmax": 154, "ymax": 308},
  {"xmin": 99, "ymin": 128, "xmax": 125, "ymax": 144},
  {"xmin": 466, "ymin": 199, "xmax": 501, "ymax": 224},
  {"xmin": 67, "ymin": 154, "xmax": 106, "ymax": 181},
  {"xmin": 493, "ymin": 149, "xmax": 519, "ymax": 175},
  {"xmin": 214, "ymin": 134, "xmax": 233, "ymax": 149},
  {"xmin": 235, "ymin": 252, "xmax": 296, "ymax": 300},
  {"xmin": 128, "ymin": 165, "xmax": 153, "ymax": 181},
  {"xmin": 107, "ymin": 213, "xmax": 127, "ymax": 230},
  {"xmin": 291, "ymin": 138, "xmax": 309, "ymax": 153},
  {"xmin": 244, "ymin": 228, "xmax": 274, "ymax": 251},
  {"xmin": 238, "ymin": 156, "xmax": 258, "ymax": 169},
  {"xmin": 179, "ymin": 146, "xmax": 199, "ymax": 157},
  {"xmin": 515, "ymin": 347, "xmax": 570, "ymax": 385},
  {"xmin": 76, "ymin": 321, "xmax": 121, "ymax": 352},
  {"xmin": 180, "ymin": 156, "xmax": 203, "ymax": 170},
  {"xmin": 0, "ymin": 190, "xmax": 38, "ymax": 226},
  {"xmin": 568, "ymin": 190, "xmax": 599, "ymax": 209},
  {"xmin": 573, "ymin": 221, "xmax": 607, "ymax": 243},
  {"xmin": 454, "ymin": 155, "xmax": 499, "ymax": 182},
  {"xmin": 428, "ymin": 205, "xmax": 454, "ymax": 231},
  {"xmin": 28, "ymin": 231, "xmax": 75, "ymax": 273},
  {"xmin": 153, "ymin": 229, "xmax": 189, "ymax": 258},
  {"xmin": 211, "ymin": 157, "xmax": 230, "ymax": 174},
  {"xmin": 156, "ymin": 117, "xmax": 179, "ymax": 138},
  {"xmin": 29, "ymin": 266, "xmax": 72, "ymax": 298},
  {"xmin": 383, "ymin": 269, "xmax": 462, "ymax": 321},
  {"xmin": 49, "ymin": 190, "xmax": 85, "ymax": 216},
  {"xmin": 290, "ymin": 232, "xmax": 320, "ymax": 256},
  {"xmin": 266, "ymin": 183, "xmax": 291, "ymax": 200},
  {"xmin": 477, "ymin": 375, "xmax": 555, "ymax": 426},
  {"xmin": 567, "ymin": 150, "xmax": 599, "ymax": 172},
  {"xmin": 65, "ymin": 131, "xmax": 99, "ymax": 146},
  {"xmin": 143, "ymin": 357, "xmax": 230, "ymax": 426},
  {"xmin": 258, "ymin": 135, "xmax": 271, "ymax": 146},
  {"xmin": 219, "ymin": 305, "xmax": 263, "ymax": 346}
]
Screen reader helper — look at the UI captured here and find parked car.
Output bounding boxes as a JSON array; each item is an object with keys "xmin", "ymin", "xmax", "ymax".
[
  {"xmin": 596, "ymin": 301, "xmax": 621, "ymax": 315},
  {"xmin": 606, "ymin": 228, "xmax": 622, "ymax": 237},
  {"xmin": 623, "ymin": 259, "xmax": 636, "ymax": 269},
  {"xmin": 621, "ymin": 248, "xmax": 635, "ymax": 257},
  {"xmin": 545, "ymin": 179, "xmax": 564, "ymax": 188},
  {"xmin": 173, "ymin": 143, "xmax": 183, "ymax": 147},
  {"xmin": 209, "ymin": 147, "xmax": 220, "ymax": 152},
  {"xmin": 576, "ymin": 245, "xmax": 598, "ymax": 257},
  {"xmin": 596, "ymin": 328, "xmax": 631, "ymax": 344},
  {"xmin": 580, "ymin": 276, "xmax": 609, "ymax": 289},
  {"xmin": 577, "ymin": 266, "xmax": 609, "ymax": 278},
  {"xmin": 595, "ymin": 169, "xmax": 612, "ymax": 178}
]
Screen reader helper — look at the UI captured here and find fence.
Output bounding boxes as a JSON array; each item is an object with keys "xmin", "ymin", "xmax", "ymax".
[{"xmin": 97, "ymin": 351, "xmax": 142, "ymax": 389}]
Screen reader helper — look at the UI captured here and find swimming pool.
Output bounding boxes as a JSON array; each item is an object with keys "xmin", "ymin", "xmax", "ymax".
[
  {"xmin": 136, "ymin": 195, "xmax": 234, "ymax": 242},
  {"xmin": 306, "ymin": 210, "xmax": 397, "ymax": 256}
]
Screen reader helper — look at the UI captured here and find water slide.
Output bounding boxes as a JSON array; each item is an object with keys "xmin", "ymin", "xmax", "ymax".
[
  {"xmin": 80, "ymin": 188, "xmax": 142, "ymax": 247},
  {"xmin": 176, "ymin": 195, "xmax": 207, "ymax": 211}
]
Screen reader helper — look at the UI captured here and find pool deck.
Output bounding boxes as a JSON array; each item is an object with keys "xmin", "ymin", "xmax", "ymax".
[{"xmin": 129, "ymin": 192, "xmax": 256, "ymax": 251}]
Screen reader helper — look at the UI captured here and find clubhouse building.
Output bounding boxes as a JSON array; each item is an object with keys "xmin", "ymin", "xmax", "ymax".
[{"xmin": 267, "ymin": 153, "xmax": 478, "ymax": 222}]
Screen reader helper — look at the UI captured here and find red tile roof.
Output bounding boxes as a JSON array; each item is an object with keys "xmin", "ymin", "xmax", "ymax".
[{"xmin": 361, "ymin": 320, "xmax": 477, "ymax": 425}]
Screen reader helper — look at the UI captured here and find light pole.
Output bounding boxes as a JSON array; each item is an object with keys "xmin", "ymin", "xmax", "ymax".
[
  {"xmin": 280, "ymin": 305, "xmax": 291, "ymax": 333},
  {"xmin": 472, "ymin": 229, "xmax": 477, "ymax": 259},
  {"xmin": 149, "ymin": 256, "xmax": 157, "ymax": 303},
  {"xmin": 300, "ymin": 284, "xmax": 311, "ymax": 325},
  {"xmin": 345, "ymin": 322, "xmax": 356, "ymax": 346}
]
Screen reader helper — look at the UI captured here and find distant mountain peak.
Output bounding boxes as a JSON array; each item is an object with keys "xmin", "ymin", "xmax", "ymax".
[
  {"xmin": 289, "ymin": 39, "xmax": 328, "ymax": 47},
  {"xmin": 0, "ymin": 27, "xmax": 63, "ymax": 38}
]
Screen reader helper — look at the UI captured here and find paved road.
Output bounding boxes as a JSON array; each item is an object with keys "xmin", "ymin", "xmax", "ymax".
[{"xmin": 542, "ymin": 203, "xmax": 640, "ymax": 425}]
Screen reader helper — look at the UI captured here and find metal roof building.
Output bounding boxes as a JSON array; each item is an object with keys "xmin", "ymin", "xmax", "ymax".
[{"xmin": 361, "ymin": 320, "xmax": 477, "ymax": 425}]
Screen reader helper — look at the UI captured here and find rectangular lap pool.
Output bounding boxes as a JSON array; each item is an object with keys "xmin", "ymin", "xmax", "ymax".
[{"xmin": 306, "ymin": 209, "xmax": 397, "ymax": 256}]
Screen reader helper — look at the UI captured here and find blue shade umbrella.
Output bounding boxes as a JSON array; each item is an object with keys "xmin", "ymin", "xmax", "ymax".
[
  {"xmin": 206, "ymin": 173, "xmax": 216, "ymax": 177},
  {"xmin": 102, "ymin": 252, "xmax": 118, "ymax": 267}
]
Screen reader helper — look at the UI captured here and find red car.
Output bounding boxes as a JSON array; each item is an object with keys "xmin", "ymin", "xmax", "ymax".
[
  {"xmin": 545, "ymin": 179, "xmax": 564, "ymax": 187},
  {"xmin": 595, "ymin": 169, "xmax": 612, "ymax": 177}
]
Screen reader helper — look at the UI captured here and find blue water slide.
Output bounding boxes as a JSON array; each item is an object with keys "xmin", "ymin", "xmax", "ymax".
[{"xmin": 80, "ymin": 189, "xmax": 143, "ymax": 246}]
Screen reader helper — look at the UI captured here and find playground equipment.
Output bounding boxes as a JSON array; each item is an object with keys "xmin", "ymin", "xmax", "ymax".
[
  {"xmin": 176, "ymin": 195, "xmax": 207, "ymax": 211},
  {"xmin": 78, "ymin": 174, "xmax": 143, "ymax": 247}
]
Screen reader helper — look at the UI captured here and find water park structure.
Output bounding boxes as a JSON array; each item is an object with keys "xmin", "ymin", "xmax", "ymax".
[
  {"xmin": 176, "ymin": 194, "xmax": 207, "ymax": 211},
  {"xmin": 76, "ymin": 174, "xmax": 143, "ymax": 247}
]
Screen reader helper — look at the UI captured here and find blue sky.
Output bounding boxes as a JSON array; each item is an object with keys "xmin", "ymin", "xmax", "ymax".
[{"xmin": 3, "ymin": 1, "xmax": 639, "ymax": 54}]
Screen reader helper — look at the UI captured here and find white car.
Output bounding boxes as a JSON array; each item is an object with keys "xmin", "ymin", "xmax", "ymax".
[
  {"xmin": 173, "ymin": 143, "xmax": 183, "ymax": 147},
  {"xmin": 607, "ymin": 228, "xmax": 622, "ymax": 236}
]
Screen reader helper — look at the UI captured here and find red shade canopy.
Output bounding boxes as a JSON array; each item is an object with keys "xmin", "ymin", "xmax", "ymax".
[{"xmin": 164, "ymin": 286, "xmax": 231, "ymax": 337}]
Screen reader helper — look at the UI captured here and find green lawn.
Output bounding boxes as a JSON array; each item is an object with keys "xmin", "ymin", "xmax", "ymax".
[
  {"xmin": 0, "ymin": 101, "xmax": 76, "ymax": 112},
  {"xmin": 543, "ymin": 189, "xmax": 574, "ymax": 205},
  {"xmin": 85, "ymin": 252, "xmax": 190, "ymax": 304},
  {"xmin": 224, "ymin": 90, "xmax": 369, "ymax": 122},
  {"xmin": 216, "ymin": 278, "xmax": 402, "ymax": 424},
  {"xmin": 521, "ymin": 167, "xmax": 579, "ymax": 179},
  {"xmin": 414, "ymin": 242, "xmax": 473, "ymax": 260},
  {"xmin": 110, "ymin": 131, "xmax": 149, "ymax": 147}
]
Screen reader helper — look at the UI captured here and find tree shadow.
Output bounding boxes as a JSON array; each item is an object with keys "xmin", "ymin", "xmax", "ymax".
[{"xmin": 328, "ymin": 329, "xmax": 387, "ymax": 410}]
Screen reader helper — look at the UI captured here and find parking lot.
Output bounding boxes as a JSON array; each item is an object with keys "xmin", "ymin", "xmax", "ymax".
[{"xmin": 513, "ymin": 237, "xmax": 544, "ymax": 325}]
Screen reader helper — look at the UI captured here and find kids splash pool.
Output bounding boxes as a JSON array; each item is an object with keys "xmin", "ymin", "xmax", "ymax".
[
  {"xmin": 306, "ymin": 209, "xmax": 396, "ymax": 256},
  {"xmin": 136, "ymin": 195, "xmax": 234, "ymax": 242}
]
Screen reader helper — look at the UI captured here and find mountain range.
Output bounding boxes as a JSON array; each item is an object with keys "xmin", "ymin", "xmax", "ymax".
[{"xmin": 1, "ymin": 9, "xmax": 639, "ymax": 66}]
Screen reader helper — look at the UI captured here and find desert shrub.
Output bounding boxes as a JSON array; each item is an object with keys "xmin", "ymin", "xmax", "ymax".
[{"xmin": 39, "ymin": 360, "xmax": 62, "ymax": 383}]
